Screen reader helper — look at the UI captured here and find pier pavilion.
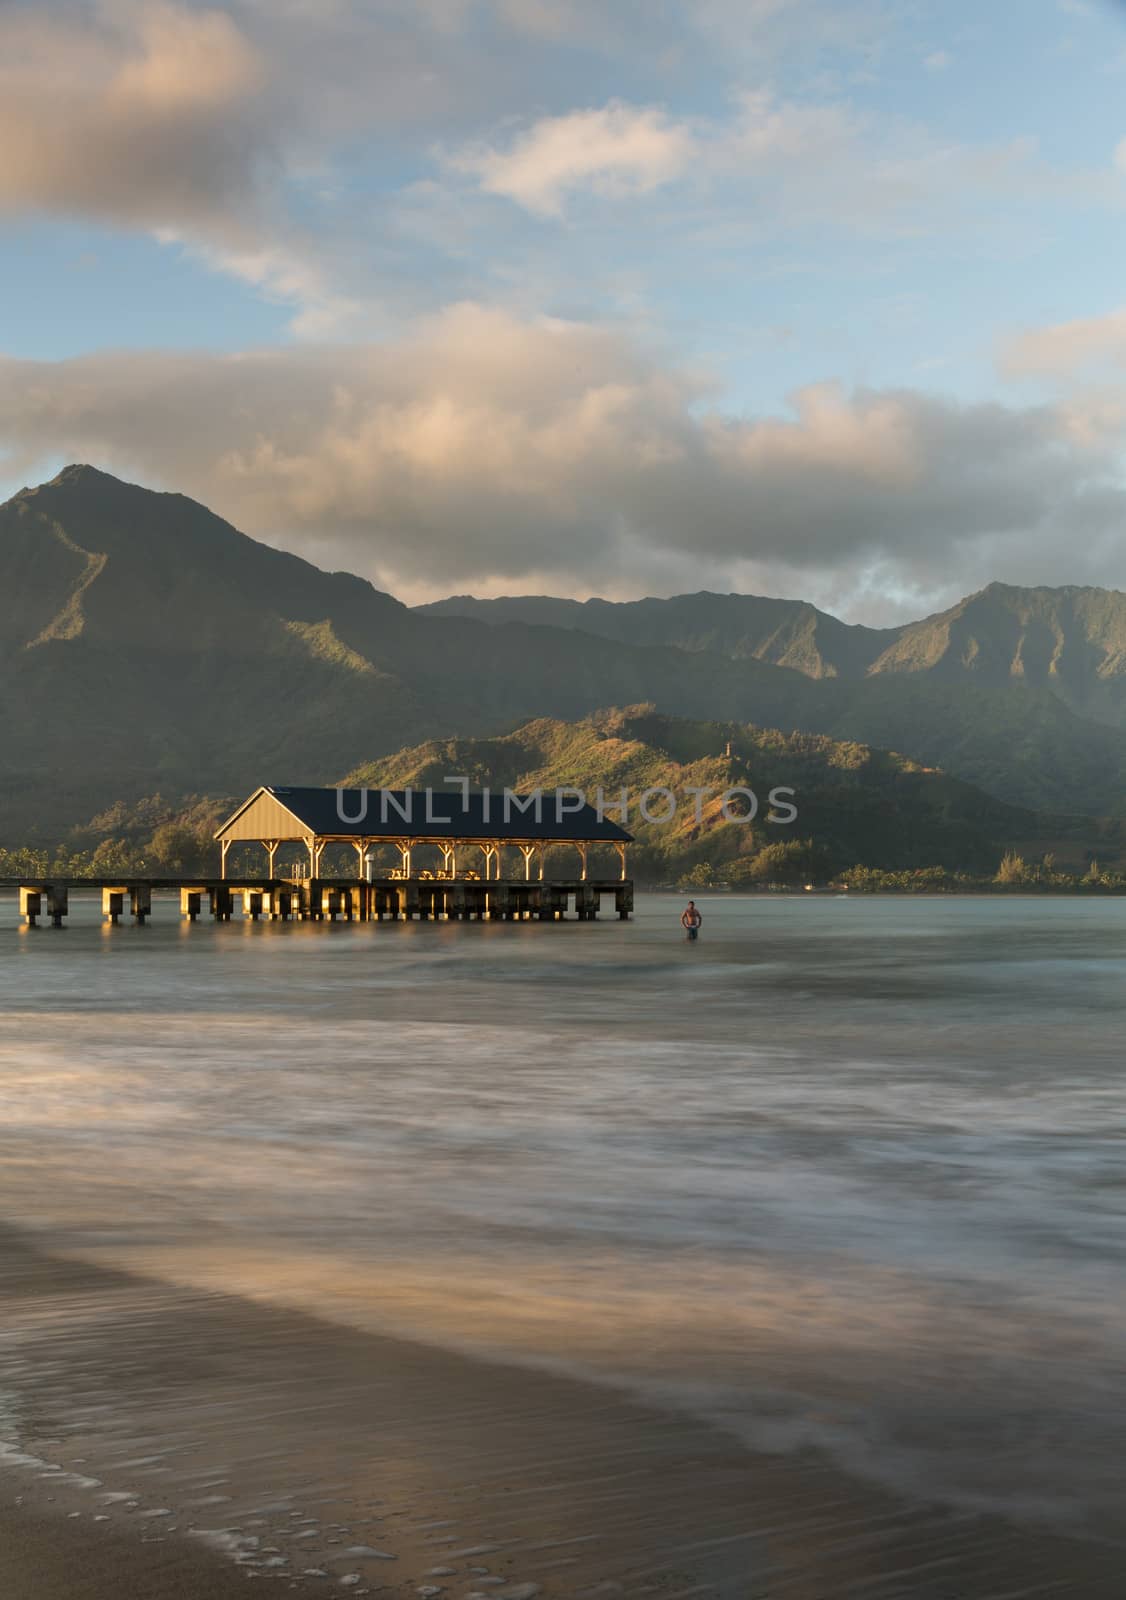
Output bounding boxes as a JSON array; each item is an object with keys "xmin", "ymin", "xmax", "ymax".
[
  {"xmin": 7, "ymin": 787, "xmax": 633, "ymax": 928},
  {"xmin": 214, "ymin": 785, "xmax": 632, "ymax": 883}
]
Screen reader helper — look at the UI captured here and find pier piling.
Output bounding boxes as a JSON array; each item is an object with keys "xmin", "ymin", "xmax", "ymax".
[
  {"xmin": 8, "ymin": 875, "xmax": 632, "ymax": 930},
  {"xmin": 180, "ymin": 888, "xmax": 203, "ymax": 921},
  {"xmin": 101, "ymin": 887, "xmax": 125, "ymax": 925}
]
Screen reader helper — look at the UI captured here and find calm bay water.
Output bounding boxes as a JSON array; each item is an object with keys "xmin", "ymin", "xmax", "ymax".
[{"xmin": 1, "ymin": 893, "xmax": 1124, "ymax": 1537}]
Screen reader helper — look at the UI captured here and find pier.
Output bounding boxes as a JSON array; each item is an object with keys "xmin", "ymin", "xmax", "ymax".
[
  {"xmin": 7, "ymin": 876, "xmax": 633, "ymax": 926},
  {"xmin": 6, "ymin": 785, "xmax": 634, "ymax": 928}
]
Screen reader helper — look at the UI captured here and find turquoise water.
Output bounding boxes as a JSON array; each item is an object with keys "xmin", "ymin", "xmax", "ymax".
[{"xmin": 1, "ymin": 893, "xmax": 1123, "ymax": 1535}]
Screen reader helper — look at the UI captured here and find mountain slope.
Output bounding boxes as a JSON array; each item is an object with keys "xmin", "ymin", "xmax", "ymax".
[
  {"xmin": 0, "ymin": 467, "xmax": 816, "ymax": 831},
  {"xmin": 5, "ymin": 466, "xmax": 1126, "ymax": 835},
  {"xmin": 865, "ymin": 583, "xmax": 1126, "ymax": 727},
  {"xmin": 418, "ymin": 591, "xmax": 893, "ymax": 678},
  {"xmin": 419, "ymin": 582, "xmax": 1126, "ymax": 730},
  {"xmin": 343, "ymin": 709, "xmax": 1044, "ymax": 877}
]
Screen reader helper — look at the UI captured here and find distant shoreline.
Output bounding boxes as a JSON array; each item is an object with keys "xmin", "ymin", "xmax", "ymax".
[{"xmin": 654, "ymin": 883, "xmax": 1126, "ymax": 896}]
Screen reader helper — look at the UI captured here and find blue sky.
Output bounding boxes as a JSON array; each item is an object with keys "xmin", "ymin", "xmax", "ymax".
[{"xmin": 1, "ymin": 0, "xmax": 1126, "ymax": 618}]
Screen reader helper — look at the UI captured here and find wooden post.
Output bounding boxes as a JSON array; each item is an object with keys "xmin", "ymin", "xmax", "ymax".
[
  {"xmin": 210, "ymin": 885, "xmax": 234, "ymax": 921},
  {"xmin": 130, "ymin": 883, "xmax": 152, "ymax": 924},
  {"xmin": 219, "ymin": 839, "xmax": 231, "ymax": 879},
  {"xmin": 46, "ymin": 885, "xmax": 68, "ymax": 927},
  {"xmin": 101, "ymin": 886, "xmax": 126, "ymax": 925},
  {"xmin": 180, "ymin": 887, "xmax": 203, "ymax": 921},
  {"xmin": 18, "ymin": 887, "xmax": 41, "ymax": 927},
  {"xmin": 264, "ymin": 840, "xmax": 279, "ymax": 878},
  {"xmin": 577, "ymin": 842, "xmax": 588, "ymax": 881},
  {"xmin": 616, "ymin": 841, "xmax": 628, "ymax": 881}
]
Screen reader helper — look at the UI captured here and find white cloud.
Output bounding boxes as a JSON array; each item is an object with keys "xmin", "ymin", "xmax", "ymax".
[
  {"xmin": 721, "ymin": 88, "xmax": 858, "ymax": 168},
  {"xmin": 0, "ymin": 2, "xmax": 269, "ymax": 238},
  {"xmin": 1001, "ymin": 308, "xmax": 1126, "ymax": 377},
  {"xmin": 924, "ymin": 50, "xmax": 952, "ymax": 72},
  {"xmin": 0, "ymin": 0, "xmax": 1109, "ymax": 342},
  {"xmin": 2, "ymin": 308, "xmax": 1120, "ymax": 608},
  {"xmin": 452, "ymin": 102, "xmax": 696, "ymax": 217},
  {"xmin": 445, "ymin": 81, "xmax": 1061, "ymax": 250}
]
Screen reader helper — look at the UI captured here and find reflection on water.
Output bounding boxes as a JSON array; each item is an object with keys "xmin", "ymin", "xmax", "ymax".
[{"xmin": 1, "ymin": 894, "xmax": 1124, "ymax": 1531}]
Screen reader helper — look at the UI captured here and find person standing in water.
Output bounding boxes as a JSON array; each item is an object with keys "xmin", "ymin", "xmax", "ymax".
[{"xmin": 681, "ymin": 900, "xmax": 702, "ymax": 940}]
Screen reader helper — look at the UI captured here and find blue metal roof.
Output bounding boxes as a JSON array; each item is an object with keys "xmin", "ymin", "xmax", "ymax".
[{"xmin": 234, "ymin": 785, "xmax": 632, "ymax": 843}]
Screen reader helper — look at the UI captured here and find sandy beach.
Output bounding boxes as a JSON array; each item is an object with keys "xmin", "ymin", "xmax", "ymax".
[{"xmin": 2, "ymin": 1227, "xmax": 1122, "ymax": 1600}]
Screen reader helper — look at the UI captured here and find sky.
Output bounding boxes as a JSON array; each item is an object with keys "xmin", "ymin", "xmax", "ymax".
[{"xmin": 2, "ymin": 0, "xmax": 1126, "ymax": 620}]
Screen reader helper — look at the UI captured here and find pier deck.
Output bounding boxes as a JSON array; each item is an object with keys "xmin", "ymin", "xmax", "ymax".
[{"xmin": 5, "ymin": 877, "xmax": 633, "ymax": 927}]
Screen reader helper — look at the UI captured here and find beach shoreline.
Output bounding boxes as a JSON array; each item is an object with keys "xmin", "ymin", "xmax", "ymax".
[{"xmin": 2, "ymin": 1227, "xmax": 1122, "ymax": 1599}]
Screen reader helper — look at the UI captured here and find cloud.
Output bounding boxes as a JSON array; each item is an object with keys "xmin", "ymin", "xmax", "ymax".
[
  {"xmin": 0, "ymin": 2, "xmax": 269, "ymax": 238},
  {"xmin": 445, "ymin": 82, "xmax": 1061, "ymax": 249},
  {"xmin": 0, "ymin": 0, "xmax": 622, "ymax": 326},
  {"xmin": 0, "ymin": 0, "xmax": 1107, "ymax": 345},
  {"xmin": 450, "ymin": 90, "xmax": 866, "ymax": 221},
  {"xmin": 451, "ymin": 102, "xmax": 696, "ymax": 216},
  {"xmin": 2, "ymin": 307, "xmax": 1121, "ymax": 612},
  {"xmin": 1001, "ymin": 308, "xmax": 1126, "ymax": 377},
  {"xmin": 0, "ymin": 0, "xmax": 350, "ymax": 327},
  {"xmin": 924, "ymin": 50, "xmax": 952, "ymax": 71}
]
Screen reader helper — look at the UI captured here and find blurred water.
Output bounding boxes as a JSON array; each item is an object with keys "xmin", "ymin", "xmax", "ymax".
[{"xmin": 1, "ymin": 892, "xmax": 1124, "ymax": 1533}]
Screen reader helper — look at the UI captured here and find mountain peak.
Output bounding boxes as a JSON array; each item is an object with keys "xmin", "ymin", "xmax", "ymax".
[
  {"xmin": 51, "ymin": 463, "xmax": 121, "ymax": 487},
  {"xmin": 39, "ymin": 463, "xmax": 162, "ymax": 499},
  {"xmin": 7, "ymin": 463, "xmax": 175, "ymax": 511}
]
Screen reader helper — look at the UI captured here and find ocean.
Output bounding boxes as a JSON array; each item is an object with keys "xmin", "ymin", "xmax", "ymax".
[{"xmin": 1, "ymin": 892, "xmax": 1124, "ymax": 1551}]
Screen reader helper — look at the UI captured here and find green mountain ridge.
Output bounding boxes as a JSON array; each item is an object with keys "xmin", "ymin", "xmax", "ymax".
[
  {"xmin": 3, "ymin": 465, "xmax": 1126, "ymax": 834},
  {"xmin": 418, "ymin": 590, "xmax": 893, "ymax": 678},
  {"xmin": 9, "ymin": 707, "xmax": 1119, "ymax": 885},
  {"xmin": 344, "ymin": 708, "xmax": 1093, "ymax": 880},
  {"xmin": 419, "ymin": 582, "xmax": 1126, "ymax": 726}
]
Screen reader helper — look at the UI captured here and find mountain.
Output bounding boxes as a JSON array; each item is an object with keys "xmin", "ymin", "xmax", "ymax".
[
  {"xmin": 0, "ymin": 466, "xmax": 815, "ymax": 833},
  {"xmin": 865, "ymin": 584, "xmax": 1126, "ymax": 727},
  {"xmin": 419, "ymin": 583, "xmax": 1126, "ymax": 728},
  {"xmin": 4, "ymin": 465, "xmax": 1126, "ymax": 836},
  {"xmin": 418, "ymin": 591, "xmax": 892, "ymax": 678},
  {"xmin": 342, "ymin": 709, "xmax": 1058, "ymax": 880}
]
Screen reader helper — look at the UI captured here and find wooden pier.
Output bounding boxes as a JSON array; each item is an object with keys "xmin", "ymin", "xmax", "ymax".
[
  {"xmin": 7, "ymin": 876, "xmax": 634, "ymax": 928},
  {"xmin": 7, "ymin": 783, "xmax": 636, "ymax": 930}
]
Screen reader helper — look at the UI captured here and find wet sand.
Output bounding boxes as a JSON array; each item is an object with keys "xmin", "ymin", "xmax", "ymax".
[
  {"xmin": 1, "ymin": 1229, "xmax": 1122, "ymax": 1599},
  {"xmin": 1, "ymin": 1497, "xmax": 255, "ymax": 1600}
]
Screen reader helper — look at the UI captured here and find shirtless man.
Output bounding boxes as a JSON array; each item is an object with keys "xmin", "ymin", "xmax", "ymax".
[{"xmin": 681, "ymin": 900, "xmax": 702, "ymax": 940}]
